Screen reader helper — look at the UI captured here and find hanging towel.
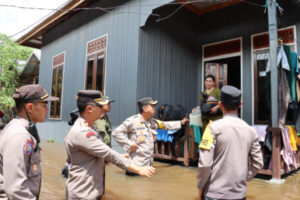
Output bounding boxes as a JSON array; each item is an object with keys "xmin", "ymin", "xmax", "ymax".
[
  {"xmin": 190, "ymin": 124, "xmax": 201, "ymax": 144},
  {"xmin": 266, "ymin": 45, "xmax": 290, "ymax": 72},
  {"xmin": 189, "ymin": 124, "xmax": 201, "ymax": 152},
  {"xmin": 156, "ymin": 129, "xmax": 179, "ymax": 142},
  {"xmin": 286, "ymin": 125, "xmax": 300, "ymax": 151}
]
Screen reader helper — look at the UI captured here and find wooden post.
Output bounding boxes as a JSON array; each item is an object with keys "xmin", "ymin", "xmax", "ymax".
[
  {"xmin": 271, "ymin": 127, "xmax": 281, "ymax": 179},
  {"xmin": 168, "ymin": 143, "xmax": 172, "ymax": 156},
  {"xmin": 189, "ymin": 127, "xmax": 195, "ymax": 159},
  {"xmin": 183, "ymin": 123, "xmax": 190, "ymax": 166}
]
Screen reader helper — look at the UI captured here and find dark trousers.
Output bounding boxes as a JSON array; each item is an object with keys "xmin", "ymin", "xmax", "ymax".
[{"xmin": 203, "ymin": 196, "xmax": 246, "ymax": 200}]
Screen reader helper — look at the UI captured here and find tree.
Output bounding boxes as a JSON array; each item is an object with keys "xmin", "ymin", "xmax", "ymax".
[{"xmin": 0, "ymin": 33, "xmax": 33, "ymax": 120}]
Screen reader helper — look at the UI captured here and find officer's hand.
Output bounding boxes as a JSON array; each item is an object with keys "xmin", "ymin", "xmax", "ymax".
[
  {"xmin": 181, "ymin": 116, "xmax": 189, "ymax": 125},
  {"xmin": 124, "ymin": 153, "xmax": 129, "ymax": 159},
  {"xmin": 129, "ymin": 143, "xmax": 138, "ymax": 152},
  {"xmin": 138, "ymin": 166, "xmax": 156, "ymax": 178}
]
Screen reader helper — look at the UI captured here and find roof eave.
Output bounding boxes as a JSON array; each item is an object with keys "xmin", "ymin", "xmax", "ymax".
[{"xmin": 16, "ymin": 0, "xmax": 87, "ymax": 48}]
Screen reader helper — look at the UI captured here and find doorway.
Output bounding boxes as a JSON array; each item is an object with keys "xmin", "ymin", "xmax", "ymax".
[{"xmin": 204, "ymin": 56, "xmax": 241, "ymax": 89}]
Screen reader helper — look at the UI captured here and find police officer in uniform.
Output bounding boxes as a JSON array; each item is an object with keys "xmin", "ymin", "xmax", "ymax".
[
  {"xmin": 94, "ymin": 95, "xmax": 114, "ymax": 147},
  {"xmin": 197, "ymin": 85, "xmax": 263, "ymax": 200},
  {"xmin": 0, "ymin": 84, "xmax": 59, "ymax": 199},
  {"xmin": 64, "ymin": 90, "xmax": 155, "ymax": 200},
  {"xmin": 112, "ymin": 97, "xmax": 188, "ymax": 171}
]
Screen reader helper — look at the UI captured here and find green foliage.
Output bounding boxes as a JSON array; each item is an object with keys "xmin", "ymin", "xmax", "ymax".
[{"xmin": 0, "ymin": 33, "xmax": 33, "ymax": 117}]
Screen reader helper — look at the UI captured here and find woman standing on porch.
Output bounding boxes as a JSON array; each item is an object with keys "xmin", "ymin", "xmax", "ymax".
[{"xmin": 200, "ymin": 75, "xmax": 222, "ymax": 130}]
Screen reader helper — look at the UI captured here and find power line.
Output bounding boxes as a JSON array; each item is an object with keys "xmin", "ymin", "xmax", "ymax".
[{"xmin": 3, "ymin": 0, "xmax": 229, "ymax": 38}]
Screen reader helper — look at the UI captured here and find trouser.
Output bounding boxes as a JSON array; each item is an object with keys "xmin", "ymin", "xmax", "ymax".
[{"xmin": 203, "ymin": 196, "xmax": 246, "ymax": 200}]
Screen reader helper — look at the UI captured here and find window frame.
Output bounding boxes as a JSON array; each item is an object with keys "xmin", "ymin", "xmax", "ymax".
[
  {"xmin": 85, "ymin": 35, "xmax": 107, "ymax": 93},
  {"xmin": 49, "ymin": 52, "xmax": 65, "ymax": 120},
  {"xmin": 85, "ymin": 51, "xmax": 106, "ymax": 92}
]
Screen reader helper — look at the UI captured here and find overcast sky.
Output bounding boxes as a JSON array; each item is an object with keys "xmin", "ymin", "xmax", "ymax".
[{"xmin": 0, "ymin": 0, "xmax": 68, "ymax": 39}]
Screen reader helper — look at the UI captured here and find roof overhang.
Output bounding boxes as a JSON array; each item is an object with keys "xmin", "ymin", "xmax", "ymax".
[
  {"xmin": 17, "ymin": 0, "xmax": 243, "ymax": 48},
  {"xmin": 178, "ymin": 0, "xmax": 242, "ymax": 16},
  {"xmin": 16, "ymin": 0, "xmax": 92, "ymax": 48}
]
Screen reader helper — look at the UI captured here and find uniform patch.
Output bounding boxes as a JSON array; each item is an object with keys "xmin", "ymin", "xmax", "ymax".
[
  {"xmin": 140, "ymin": 136, "xmax": 145, "ymax": 142},
  {"xmin": 139, "ymin": 130, "xmax": 144, "ymax": 135},
  {"xmin": 154, "ymin": 119, "xmax": 165, "ymax": 129},
  {"xmin": 86, "ymin": 131, "xmax": 96, "ymax": 138},
  {"xmin": 32, "ymin": 163, "xmax": 38, "ymax": 173},
  {"xmin": 138, "ymin": 123, "xmax": 143, "ymax": 127},
  {"xmin": 199, "ymin": 121, "xmax": 214, "ymax": 150},
  {"xmin": 24, "ymin": 140, "xmax": 34, "ymax": 155}
]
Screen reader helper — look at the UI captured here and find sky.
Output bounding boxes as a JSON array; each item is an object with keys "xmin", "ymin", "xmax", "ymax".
[{"xmin": 0, "ymin": 0, "xmax": 68, "ymax": 40}]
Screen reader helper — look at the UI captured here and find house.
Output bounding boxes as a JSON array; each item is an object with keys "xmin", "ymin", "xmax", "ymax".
[
  {"xmin": 17, "ymin": 0, "xmax": 300, "ymax": 144},
  {"xmin": 19, "ymin": 50, "xmax": 40, "ymax": 85}
]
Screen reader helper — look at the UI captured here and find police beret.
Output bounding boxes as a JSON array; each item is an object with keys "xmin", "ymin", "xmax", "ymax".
[
  {"xmin": 137, "ymin": 97, "xmax": 158, "ymax": 106},
  {"xmin": 76, "ymin": 90, "xmax": 109, "ymax": 106},
  {"xmin": 220, "ymin": 85, "xmax": 241, "ymax": 104},
  {"xmin": 13, "ymin": 84, "xmax": 59, "ymax": 103}
]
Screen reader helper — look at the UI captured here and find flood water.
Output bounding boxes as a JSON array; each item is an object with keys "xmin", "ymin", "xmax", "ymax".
[{"xmin": 40, "ymin": 141, "xmax": 300, "ymax": 200}]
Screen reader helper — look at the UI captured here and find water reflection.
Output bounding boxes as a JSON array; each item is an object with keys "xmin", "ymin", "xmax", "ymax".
[{"xmin": 40, "ymin": 141, "xmax": 300, "ymax": 200}]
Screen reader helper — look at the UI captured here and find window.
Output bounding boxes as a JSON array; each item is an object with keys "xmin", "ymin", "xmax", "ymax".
[
  {"xmin": 252, "ymin": 26, "xmax": 296, "ymax": 124},
  {"xmin": 50, "ymin": 53, "xmax": 64, "ymax": 119},
  {"xmin": 85, "ymin": 36, "xmax": 107, "ymax": 93},
  {"xmin": 254, "ymin": 51, "xmax": 271, "ymax": 123}
]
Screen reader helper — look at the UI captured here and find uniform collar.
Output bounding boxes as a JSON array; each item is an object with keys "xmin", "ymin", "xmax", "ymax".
[
  {"xmin": 224, "ymin": 113, "xmax": 238, "ymax": 118},
  {"xmin": 16, "ymin": 116, "xmax": 30, "ymax": 127}
]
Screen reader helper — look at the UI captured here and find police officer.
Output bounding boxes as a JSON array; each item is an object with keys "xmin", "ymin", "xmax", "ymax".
[
  {"xmin": 112, "ymin": 97, "xmax": 188, "ymax": 171},
  {"xmin": 94, "ymin": 95, "xmax": 114, "ymax": 147},
  {"xmin": 197, "ymin": 85, "xmax": 263, "ymax": 200},
  {"xmin": 0, "ymin": 84, "xmax": 59, "ymax": 199},
  {"xmin": 64, "ymin": 90, "xmax": 155, "ymax": 200}
]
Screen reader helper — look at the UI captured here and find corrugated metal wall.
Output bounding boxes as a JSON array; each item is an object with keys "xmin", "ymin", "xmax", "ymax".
[
  {"xmin": 38, "ymin": 0, "xmax": 142, "ymax": 140},
  {"xmin": 137, "ymin": 6, "xmax": 199, "ymax": 113}
]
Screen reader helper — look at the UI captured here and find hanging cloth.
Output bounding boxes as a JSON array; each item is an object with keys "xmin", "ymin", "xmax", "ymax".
[
  {"xmin": 283, "ymin": 45, "xmax": 297, "ymax": 101},
  {"xmin": 286, "ymin": 125, "xmax": 300, "ymax": 151},
  {"xmin": 266, "ymin": 45, "xmax": 290, "ymax": 72},
  {"xmin": 281, "ymin": 127, "xmax": 297, "ymax": 172},
  {"xmin": 278, "ymin": 67, "xmax": 290, "ymax": 128}
]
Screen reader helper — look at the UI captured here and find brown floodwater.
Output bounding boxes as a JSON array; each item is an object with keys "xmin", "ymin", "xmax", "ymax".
[{"xmin": 40, "ymin": 141, "xmax": 300, "ymax": 200}]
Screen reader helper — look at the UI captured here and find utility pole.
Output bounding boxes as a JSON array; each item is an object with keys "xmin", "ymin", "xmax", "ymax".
[
  {"xmin": 267, "ymin": 0, "xmax": 283, "ymax": 180},
  {"xmin": 267, "ymin": 0, "xmax": 278, "ymax": 128}
]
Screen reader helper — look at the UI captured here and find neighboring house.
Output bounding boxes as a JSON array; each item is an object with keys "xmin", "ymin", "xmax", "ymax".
[
  {"xmin": 17, "ymin": 0, "xmax": 300, "ymax": 142},
  {"xmin": 19, "ymin": 50, "xmax": 40, "ymax": 85}
]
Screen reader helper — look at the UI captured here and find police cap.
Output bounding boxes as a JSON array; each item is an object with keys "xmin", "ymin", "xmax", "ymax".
[
  {"xmin": 137, "ymin": 97, "xmax": 158, "ymax": 106},
  {"xmin": 220, "ymin": 85, "xmax": 241, "ymax": 104},
  {"xmin": 13, "ymin": 84, "xmax": 59, "ymax": 103},
  {"xmin": 76, "ymin": 90, "xmax": 108, "ymax": 106},
  {"xmin": 99, "ymin": 92, "xmax": 115, "ymax": 105}
]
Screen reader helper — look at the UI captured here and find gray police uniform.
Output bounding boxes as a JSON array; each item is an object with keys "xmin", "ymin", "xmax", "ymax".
[
  {"xmin": 65, "ymin": 116, "xmax": 131, "ymax": 200},
  {"xmin": 112, "ymin": 114, "xmax": 181, "ymax": 167},
  {"xmin": 0, "ymin": 117, "xmax": 41, "ymax": 200},
  {"xmin": 197, "ymin": 85, "xmax": 264, "ymax": 200}
]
